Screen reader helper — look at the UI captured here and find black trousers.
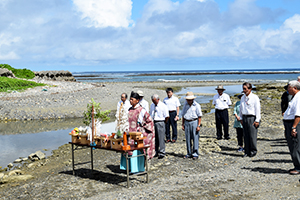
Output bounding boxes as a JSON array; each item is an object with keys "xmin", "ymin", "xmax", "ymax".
[
  {"xmin": 284, "ymin": 120, "xmax": 300, "ymax": 170},
  {"xmin": 236, "ymin": 128, "xmax": 243, "ymax": 147},
  {"xmin": 215, "ymin": 109, "xmax": 229, "ymax": 138},
  {"xmin": 166, "ymin": 111, "xmax": 177, "ymax": 140},
  {"xmin": 243, "ymin": 115, "xmax": 258, "ymax": 156}
]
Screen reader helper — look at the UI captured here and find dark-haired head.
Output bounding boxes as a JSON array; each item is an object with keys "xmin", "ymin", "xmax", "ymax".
[
  {"xmin": 166, "ymin": 88, "xmax": 173, "ymax": 93},
  {"xmin": 242, "ymin": 82, "xmax": 252, "ymax": 89},
  {"xmin": 130, "ymin": 91, "xmax": 140, "ymax": 100}
]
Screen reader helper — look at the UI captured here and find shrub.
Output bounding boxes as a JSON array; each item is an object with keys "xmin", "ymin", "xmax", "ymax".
[
  {"xmin": 0, "ymin": 77, "xmax": 45, "ymax": 92},
  {"xmin": 0, "ymin": 64, "xmax": 35, "ymax": 79}
]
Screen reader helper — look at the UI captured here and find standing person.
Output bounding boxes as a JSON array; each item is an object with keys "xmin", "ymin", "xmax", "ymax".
[
  {"xmin": 213, "ymin": 85, "xmax": 232, "ymax": 140},
  {"xmin": 116, "ymin": 93, "xmax": 131, "ymax": 115},
  {"xmin": 283, "ymin": 80, "xmax": 300, "ymax": 175},
  {"xmin": 115, "ymin": 93, "xmax": 130, "ymax": 133},
  {"xmin": 181, "ymin": 92, "xmax": 202, "ymax": 160},
  {"xmin": 150, "ymin": 94, "xmax": 169, "ymax": 159},
  {"xmin": 234, "ymin": 93, "xmax": 244, "ymax": 152},
  {"xmin": 239, "ymin": 82, "xmax": 261, "ymax": 157},
  {"xmin": 163, "ymin": 88, "xmax": 181, "ymax": 143},
  {"xmin": 120, "ymin": 91, "xmax": 155, "ymax": 173},
  {"xmin": 281, "ymin": 84, "xmax": 293, "ymax": 116},
  {"xmin": 137, "ymin": 90, "xmax": 149, "ymax": 113}
]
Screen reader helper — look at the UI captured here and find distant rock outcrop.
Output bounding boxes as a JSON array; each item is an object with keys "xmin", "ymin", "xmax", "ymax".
[
  {"xmin": 34, "ymin": 70, "xmax": 76, "ymax": 81},
  {"xmin": 0, "ymin": 68, "xmax": 16, "ymax": 78}
]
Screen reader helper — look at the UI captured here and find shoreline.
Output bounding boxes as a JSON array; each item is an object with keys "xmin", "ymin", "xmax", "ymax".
[{"xmin": 0, "ymin": 80, "xmax": 256, "ymax": 122}]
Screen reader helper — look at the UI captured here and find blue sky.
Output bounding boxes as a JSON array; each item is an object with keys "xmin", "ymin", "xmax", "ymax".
[{"xmin": 1, "ymin": 0, "xmax": 300, "ymax": 72}]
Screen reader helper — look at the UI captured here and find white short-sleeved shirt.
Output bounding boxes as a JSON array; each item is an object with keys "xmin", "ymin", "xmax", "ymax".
[
  {"xmin": 283, "ymin": 91, "xmax": 300, "ymax": 120},
  {"xmin": 150, "ymin": 101, "xmax": 169, "ymax": 121},
  {"xmin": 240, "ymin": 92, "xmax": 261, "ymax": 122},
  {"xmin": 182, "ymin": 101, "xmax": 202, "ymax": 120},
  {"xmin": 212, "ymin": 93, "xmax": 232, "ymax": 110},
  {"xmin": 117, "ymin": 100, "xmax": 131, "ymax": 113},
  {"xmin": 139, "ymin": 98, "xmax": 149, "ymax": 113},
  {"xmin": 163, "ymin": 96, "xmax": 181, "ymax": 111}
]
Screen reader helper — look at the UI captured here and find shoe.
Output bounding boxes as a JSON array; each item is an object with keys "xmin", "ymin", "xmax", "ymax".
[
  {"xmin": 249, "ymin": 152, "xmax": 257, "ymax": 157},
  {"xmin": 158, "ymin": 155, "xmax": 165, "ymax": 159},
  {"xmin": 216, "ymin": 137, "xmax": 222, "ymax": 140},
  {"xmin": 237, "ymin": 147, "xmax": 244, "ymax": 152},
  {"xmin": 290, "ymin": 170, "xmax": 300, "ymax": 175},
  {"xmin": 184, "ymin": 155, "xmax": 190, "ymax": 159},
  {"xmin": 225, "ymin": 136, "xmax": 231, "ymax": 140},
  {"xmin": 166, "ymin": 140, "xmax": 171, "ymax": 143},
  {"xmin": 154, "ymin": 153, "xmax": 158, "ymax": 157},
  {"xmin": 172, "ymin": 140, "xmax": 176, "ymax": 143},
  {"xmin": 192, "ymin": 156, "xmax": 198, "ymax": 160}
]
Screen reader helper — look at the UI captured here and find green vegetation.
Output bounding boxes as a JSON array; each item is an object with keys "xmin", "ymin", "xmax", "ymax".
[
  {"xmin": 83, "ymin": 98, "xmax": 111, "ymax": 126},
  {"xmin": 0, "ymin": 64, "xmax": 35, "ymax": 79},
  {"xmin": 0, "ymin": 77, "xmax": 46, "ymax": 92}
]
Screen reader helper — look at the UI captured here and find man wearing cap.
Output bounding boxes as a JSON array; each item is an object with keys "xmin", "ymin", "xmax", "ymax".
[
  {"xmin": 182, "ymin": 92, "xmax": 202, "ymax": 160},
  {"xmin": 137, "ymin": 90, "xmax": 149, "ymax": 113},
  {"xmin": 283, "ymin": 80, "xmax": 300, "ymax": 174},
  {"xmin": 213, "ymin": 85, "xmax": 232, "ymax": 140},
  {"xmin": 239, "ymin": 82, "xmax": 261, "ymax": 157},
  {"xmin": 150, "ymin": 94, "xmax": 169, "ymax": 159},
  {"xmin": 163, "ymin": 88, "xmax": 181, "ymax": 143}
]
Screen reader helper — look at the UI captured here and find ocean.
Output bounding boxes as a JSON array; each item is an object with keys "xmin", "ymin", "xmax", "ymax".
[{"xmin": 73, "ymin": 69, "xmax": 300, "ymax": 83}]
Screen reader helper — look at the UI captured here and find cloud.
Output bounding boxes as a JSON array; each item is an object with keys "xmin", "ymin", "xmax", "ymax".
[
  {"xmin": 0, "ymin": 0, "xmax": 299, "ymax": 70},
  {"xmin": 73, "ymin": 0, "xmax": 133, "ymax": 28},
  {"xmin": 283, "ymin": 14, "xmax": 300, "ymax": 33}
]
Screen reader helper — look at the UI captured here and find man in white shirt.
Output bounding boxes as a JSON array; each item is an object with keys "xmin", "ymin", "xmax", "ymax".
[
  {"xmin": 181, "ymin": 92, "xmax": 202, "ymax": 160},
  {"xmin": 150, "ymin": 94, "xmax": 169, "ymax": 159},
  {"xmin": 115, "ymin": 93, "xmax": 130, "ymax": 133},
  {"xmin": 116, "ymin": 93, "xmax": 130, "ymax": 114},
  {"xmin": 283, "ymin": 80, "xmax": 300, "ymax": 175},
  {"xmin": 239, "ymin": 82, "xmax": 261, "ymax": 157},
  {"xmin": 137, "ymin": 90, "xmax": 149, "ymax": 113},
  {"xmin": 213, "ymin": 85, "xmax": 232, "ymax": 140},
  {"xmin": 163, "ymin": 88, "xmax": 181, "ymax": 143}
]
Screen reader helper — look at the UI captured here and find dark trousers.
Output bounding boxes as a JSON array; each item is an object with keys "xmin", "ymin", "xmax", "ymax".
[
  {"xmin": 236, "ymin": 128, "xmax": 243, "ymax": 147},
  {"xmin": 243, "ymin": 115, "xmax": 258, "ymax": 156},
  {"xmin": 166, "ymin": 111, "xmax": 177, "ymax": 140},
  {"xmin": 215, "ymin": 109, "xmax": 229, "ymax": 138},
  {"xmin": 284, "ymin": 120, "xmax": 300, "ymax": 170},
  {"xmin": 154, "ymin": 121, "xmax": 166, "ymax": 156}
]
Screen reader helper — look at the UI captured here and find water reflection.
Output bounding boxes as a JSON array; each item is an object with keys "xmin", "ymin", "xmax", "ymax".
[{"xmin": 0, "ymin": 119, "xmax": 116, "ymax": 168}]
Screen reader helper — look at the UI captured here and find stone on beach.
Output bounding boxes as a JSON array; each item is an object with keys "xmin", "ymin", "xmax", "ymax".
[{"xmin": 28, "ymin": 150, "xmax": 46, "ymax": 161}]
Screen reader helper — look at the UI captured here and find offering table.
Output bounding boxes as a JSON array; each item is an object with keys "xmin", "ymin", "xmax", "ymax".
[{"xmin": 69, "ymin": 142, "xmax": 150, "ymax": 188}]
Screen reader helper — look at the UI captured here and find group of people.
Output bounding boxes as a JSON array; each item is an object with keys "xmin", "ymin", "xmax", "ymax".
[{"xmin": 116, "ymin": 79, "xmax": 300, "ymax": 175}]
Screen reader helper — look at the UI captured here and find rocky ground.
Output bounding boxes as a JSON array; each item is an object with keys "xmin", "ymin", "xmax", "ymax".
[
  {"xmin": 1, "ymin": 81, "xmax": 299, "ymax": 199},
  {"xmin": 0, "ymin": 79, "xmax": 241, "ymax": 121}
]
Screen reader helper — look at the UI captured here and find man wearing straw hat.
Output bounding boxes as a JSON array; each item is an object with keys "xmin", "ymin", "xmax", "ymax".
[
  {"xmin": 213, "ymin": 85, "xmax": 232, "ymax": 140},
  {"xmin": 182, "ymin": 92, "xmax": 202, "ymax": 160}
]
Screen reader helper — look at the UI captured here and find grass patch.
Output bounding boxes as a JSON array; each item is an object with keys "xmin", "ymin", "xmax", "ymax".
[
  {"xmin": 0, "ymin": 77, "xmax": 46, "ymax": 92},
  {"xmin": 0, "ymin": 64, "xmax": 35, "ymax": 79}
]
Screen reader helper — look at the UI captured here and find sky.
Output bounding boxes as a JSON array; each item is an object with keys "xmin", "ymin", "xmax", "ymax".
[{"xmin": 0, "ymin": 0, "xmax": 300, "ymax": 72}]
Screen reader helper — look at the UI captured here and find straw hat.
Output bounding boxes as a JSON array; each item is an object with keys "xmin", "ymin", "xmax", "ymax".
[
  {"xmin": 136, "ymin": 90, "xmax": 144, "ymax": 97},
  {"xmin": 215, "ymin": 85, "xmax": 225, "ymax": 90},
  {"xmin": 184, "ymin": 92, "xmax": 196, "ymax": 100}
]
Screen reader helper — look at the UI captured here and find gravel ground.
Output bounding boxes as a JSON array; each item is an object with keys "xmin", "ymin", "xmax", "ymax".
[
  {"xmin": 0, "ymin": 79, "xmax": 241, "ymax": 121},
  {"xmin": 1, "ymin": 81, "xmax": 298, "ymax": 199}
]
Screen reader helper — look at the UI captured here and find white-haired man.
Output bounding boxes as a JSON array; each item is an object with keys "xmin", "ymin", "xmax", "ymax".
[
  {"xmin": 150, "ymin": 94, "xmax": 169, "ymax": 159},
  {"xmin": 283, "ymin": 80, "xmax": 300, "ymax": 175}
]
